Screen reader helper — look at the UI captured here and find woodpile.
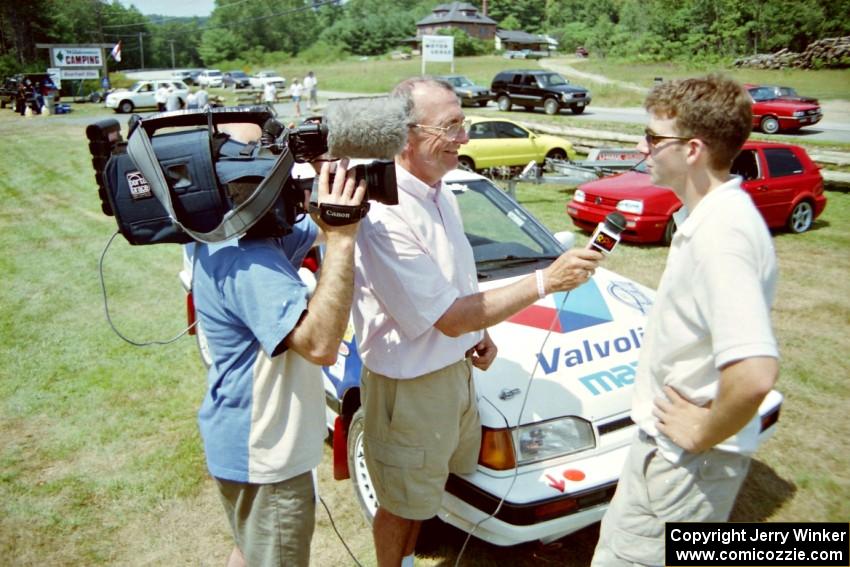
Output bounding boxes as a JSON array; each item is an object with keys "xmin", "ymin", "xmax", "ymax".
[{"xmin": 733, "ymin": 36, "xmax": 850, "ymax": 69}]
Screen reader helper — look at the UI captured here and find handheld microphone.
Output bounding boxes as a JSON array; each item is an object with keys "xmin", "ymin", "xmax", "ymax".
[
  {"xmin": 588, "ymin": 212, "xmax": 626, "ymax": 254},
  {"xmin": 324, "ymin": 97, "xmax": 408, "ymax": 159}
]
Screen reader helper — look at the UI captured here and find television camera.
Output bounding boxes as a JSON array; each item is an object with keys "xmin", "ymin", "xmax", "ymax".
[{"xmin": 86, "ymin": 105, "xmax": 400, "ymax": 246}]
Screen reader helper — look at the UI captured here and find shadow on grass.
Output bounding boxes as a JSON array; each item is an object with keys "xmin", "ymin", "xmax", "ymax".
[
  {"xmin": 416, "ymin": 517, "xmax": 600, "ymax": 567},
  {"xmin": 731, "ymin": 458, "xmax": 797, "ymax": 522}
]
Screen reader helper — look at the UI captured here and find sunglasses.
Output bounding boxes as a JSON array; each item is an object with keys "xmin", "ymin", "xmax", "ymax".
[{"xmin": 644, "ymin": 127, "xmax": 693, "ymax": 149}]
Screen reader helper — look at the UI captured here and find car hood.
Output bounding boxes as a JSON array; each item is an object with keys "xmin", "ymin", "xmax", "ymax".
[
  {"xmin": 548, "ymin": 84, "xmax": 589, "ymax": 95},
  {"xmin": 474, "ymin": 267, "xmax": 654, "ymax": 428},
  {"xmin": 754, "ymin": 99, "xmax": 820, "ymax": 112},
  {"xmin": 776, "ymin": 95, "xmax": 819, "ymax": 104},
  {"xmin": 580, "ymin": 171, "xmax": 675, "ymax": 200},
  {"xmin": 459, "ymin": 85, "xmax": 490, "ymax": 94}
]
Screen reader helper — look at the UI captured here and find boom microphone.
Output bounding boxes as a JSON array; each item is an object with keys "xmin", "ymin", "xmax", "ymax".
[
  {"xmin": 324, "ymin": 97, "xmax": 408, "ymax": 159},
  {"xmin": 588, "ymin": 212, "xmax": 626, "ymax": 254}
]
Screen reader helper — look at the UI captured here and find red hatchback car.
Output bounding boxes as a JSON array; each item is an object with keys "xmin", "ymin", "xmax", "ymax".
[
  {"xmin": 567, "ymin": 141, "xmax": 826, "ymax": 245},
  {"xmin": 747, "ymin": 84, "xmax": 822, "ymax": 134}
]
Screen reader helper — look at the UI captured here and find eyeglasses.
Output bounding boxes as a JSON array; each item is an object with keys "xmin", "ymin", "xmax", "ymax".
[
  {"xmin": 412, "ymin": 118, "xmax": 471, "ymax": 141},
  {"xmin": 644, "ymin": 127, "xmax": 693, "ymax": 149}
]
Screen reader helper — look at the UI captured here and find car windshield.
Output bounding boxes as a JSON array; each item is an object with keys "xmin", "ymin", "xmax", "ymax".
[
  {"xmin": 777, "ymin": 86, "xmax": 798, "ymax": 97},
  {"xmin": 230, "ymin": 71, "xmax": 248, "ymax": 77},
  {"xmin": 448, "ymin": 76, "xmax": 474, "ymax": 87},
  {"xmin": 448, "ymin": 178, "xmax": 563, "ymax": 278},
  {"xmin": 749, "ymin": 87, "xmax": 776, "ymax": 101},
  {"xmin": 207, "ymin": 71, "xmax": 222, "ymax": 77},
  {"xmin": 537, "ymin": 73, "xmax": 568, "ymax": 87}
]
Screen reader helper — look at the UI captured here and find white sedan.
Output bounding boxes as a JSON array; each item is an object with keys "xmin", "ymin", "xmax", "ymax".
[
  {"xmin": 104, "ymin": 80, "xmax": 188, "ymax": 114},
  {"xmin": 249, "ymin": 70, "xmax": 286, "ymax": 89},
  {"xmin": 197, "ymin": 69, "xmax": 223, "ymax": 88}
]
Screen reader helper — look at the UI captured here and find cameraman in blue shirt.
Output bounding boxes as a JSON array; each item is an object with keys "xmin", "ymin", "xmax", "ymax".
[{"xmin": 192, "ymin": 151, "xmax": 365, "ymax": 567}]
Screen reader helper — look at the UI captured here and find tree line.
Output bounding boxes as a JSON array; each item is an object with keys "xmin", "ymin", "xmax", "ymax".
[{"xmin": 2, "ymin": 0, "xmax": 848, "ymax": 78}]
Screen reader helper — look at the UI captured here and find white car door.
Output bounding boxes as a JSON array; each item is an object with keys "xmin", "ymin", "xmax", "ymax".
[{"xmin": 137, "ymin": 82, "xmax": 156, "ymax": 108}]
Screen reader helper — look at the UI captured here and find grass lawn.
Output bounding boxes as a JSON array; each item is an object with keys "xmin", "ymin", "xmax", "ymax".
[
  {"xmin": 1, "ymin": 84, "xmax": 848, "ymax": 565},
  {"xmin": 568, "ymin": 58, "xmax": 850, "ymax": 101}
]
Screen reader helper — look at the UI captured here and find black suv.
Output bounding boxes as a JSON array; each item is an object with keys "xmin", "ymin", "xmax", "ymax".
[{"xmin": 490, "ymin": 69, "xmax": 591, "ymax": 115}]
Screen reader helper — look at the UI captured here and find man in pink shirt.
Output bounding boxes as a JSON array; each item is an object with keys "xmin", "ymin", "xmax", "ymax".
[{"xmin": 352, "ymin": 77, "xmax": 604, "ymax": 567}]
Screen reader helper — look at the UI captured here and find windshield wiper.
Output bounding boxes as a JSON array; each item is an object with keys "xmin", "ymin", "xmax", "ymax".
[{"xmin": 477, "ymin": 254, "xmax": 559, "ymax": 268}]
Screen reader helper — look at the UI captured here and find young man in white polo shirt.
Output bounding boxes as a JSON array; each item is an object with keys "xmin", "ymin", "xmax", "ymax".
[
  {"xmin": 591, "ymin": 75, "xmax": 780, "ymax": 567},
  {"xmin": 352, "ymin": 77, "xmax": 605, "ymax": 567}
]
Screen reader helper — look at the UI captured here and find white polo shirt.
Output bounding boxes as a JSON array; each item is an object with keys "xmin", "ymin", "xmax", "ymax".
[
  {"xmin": 352, "ymin": 164, "xmax": 482, "ymax": 379},
  {"xmin": 631, "ymin": 177, "xmax": 779, "ymax": 462}
]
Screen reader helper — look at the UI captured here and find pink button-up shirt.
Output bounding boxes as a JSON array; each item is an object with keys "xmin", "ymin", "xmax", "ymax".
[{"xmin": 352, "ymin": 164, "xmax": 482, "ymax": 379}]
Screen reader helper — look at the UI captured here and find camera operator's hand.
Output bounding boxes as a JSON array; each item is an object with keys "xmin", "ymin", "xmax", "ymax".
[
  {"xmin": 315, "ymin": 159, "xmax": 367, "ymax": 237},
  {"xmin": 285, "ymin": 159, "xmax": 363, "ymax": 365}
]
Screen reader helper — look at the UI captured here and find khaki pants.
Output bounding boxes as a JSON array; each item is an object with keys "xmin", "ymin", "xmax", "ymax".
[
  {"xmin": 216, "ymin": 471, "xmax": 316, "ymax": 567},
  {"xmin": 592, "ymin": 432, "xmax": 750, "ymax": 567},
  {"xmin": 361, "ymin": 358, "xmax": 480, "ymax": 520}
]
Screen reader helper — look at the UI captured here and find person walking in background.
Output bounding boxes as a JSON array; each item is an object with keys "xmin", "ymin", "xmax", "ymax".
[
  {"xmin": 155, "ymin": 83, "xmax": 168, "ymax": 112},
  {"xmin": 186, "ymin": 89, "xmax": 198, "ymax": 110},
  {"xmin": 165, "ymin": 85, "xmax": 181, "ymax": 112},
  {"xmin": 591, "ymin": 75, "xmax": 779, "ymax": 567},
  {"xmin": 289, "ymin": 78, "xmax": 303, "ymax": 118},
  {"xmin": 303, "ymin": 71, "xmax": 317, "ymax": 111},
  {"xmin": 34, "ymin": 82, "xmax": 44, "ymax": 114},
  {"xmin": 16, "ymin": 82, "xmax": 27, "ymax": 116},
  {"xmin": 195, "ymin": 86, "xmax": 209, "ymax": 109},
  {"xmin": 263, "ymin": 81, "xmax": 277, "ymax": 111}
]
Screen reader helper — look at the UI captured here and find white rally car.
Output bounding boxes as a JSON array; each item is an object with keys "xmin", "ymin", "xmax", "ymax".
[{"xmin": 182, "ymin": 167, "xmax": 782, "ymax": 547}]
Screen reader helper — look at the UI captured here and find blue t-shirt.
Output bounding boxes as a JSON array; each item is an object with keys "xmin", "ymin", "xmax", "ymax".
[{"xmin": 193, "ymin": 218, "xmax": 322, "ymax": 483}]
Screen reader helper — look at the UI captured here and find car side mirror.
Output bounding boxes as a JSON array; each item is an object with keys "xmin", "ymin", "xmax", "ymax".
[{"xmin": 553, "ymin": 231, "xmax": 575, "ymax": 251}]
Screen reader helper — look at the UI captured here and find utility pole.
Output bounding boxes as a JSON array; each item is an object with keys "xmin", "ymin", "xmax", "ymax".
[
  {"xmin": 170, "ymin": 41, "xmax": 175, "ymax": 68},
  {"xmin": 139, "ymin": 32, "xmax": 144, "ymax": 69}
]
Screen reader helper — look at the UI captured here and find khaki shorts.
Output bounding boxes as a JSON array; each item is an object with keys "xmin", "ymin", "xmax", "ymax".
[
  {"xmin": 361, "ymin": 358, "xmax": 480, "ymax": 520},
  {"xmin": 215, "ymin": 472, "xmax": 316, "ymax": 567},
  {"xmin": 591, "ymin": 432, "xmax": 750, "ymax": 567}
]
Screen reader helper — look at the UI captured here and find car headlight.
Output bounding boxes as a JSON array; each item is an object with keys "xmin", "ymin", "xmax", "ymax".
[
  {"xmin": 792, "ymin": 110, "xmax": 805, "ymax": 117},
  {"xmin": 617, "ymin": 199, "xmax": 643, "ymax": 214},
  {"xmin": 573, "ymin": 189, "xmax": 586, "ymax": 203},
  {"xmin": 561, "ymin": 93, "xmax": 571, "ymax": 102},
  {"xmin": 516, "ymin": 417, "xmax": 595, "ymax": 465},
  {"xmin": 479, "ymin": 417, "xmax": 596, "ymax": 470}
]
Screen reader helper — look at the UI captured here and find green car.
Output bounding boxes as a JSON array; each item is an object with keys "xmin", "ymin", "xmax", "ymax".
[{"xmin": 458, "ymin": 116, "xmax": 577, "ymax": 172}]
